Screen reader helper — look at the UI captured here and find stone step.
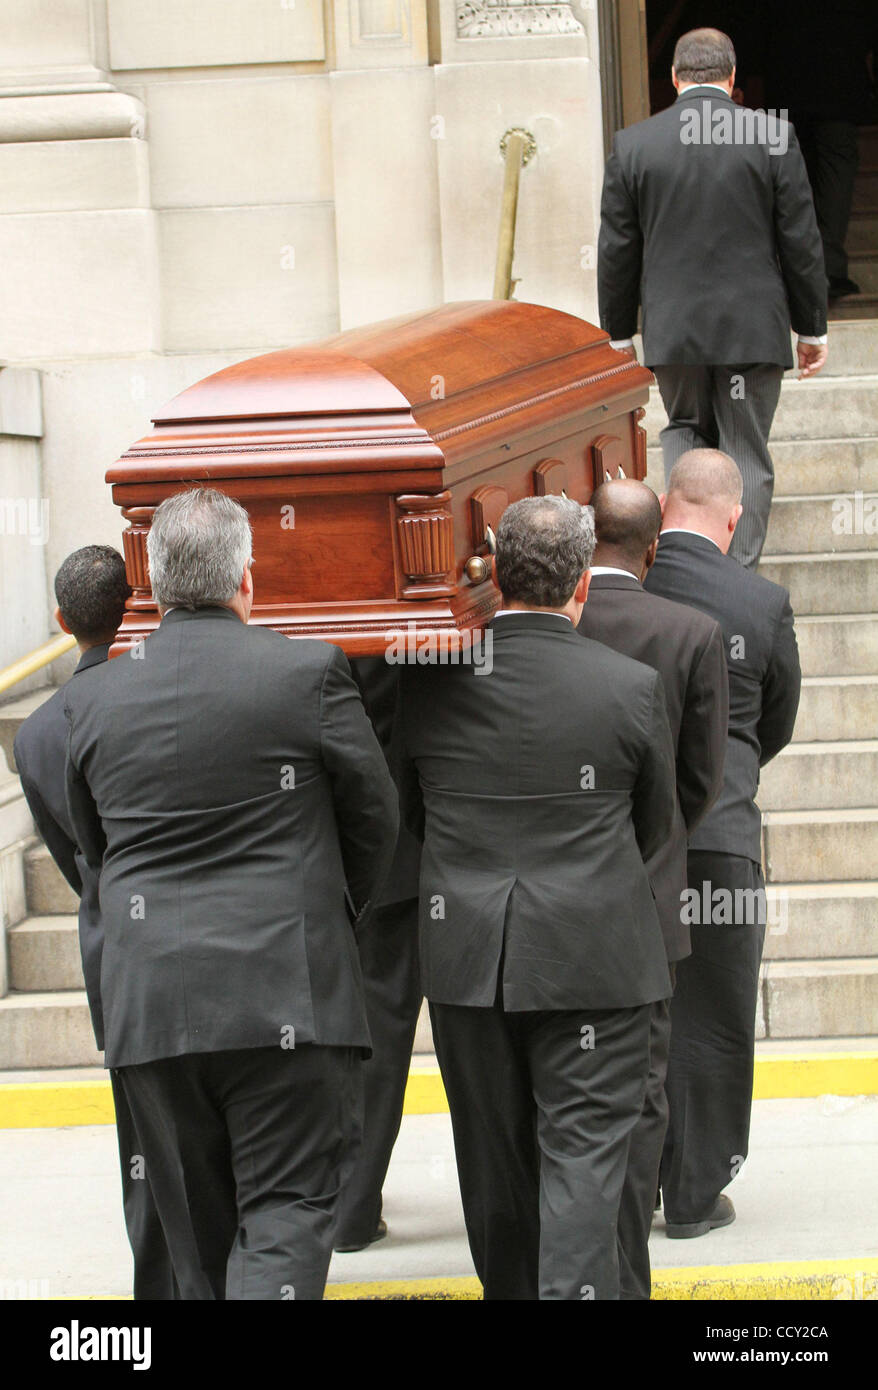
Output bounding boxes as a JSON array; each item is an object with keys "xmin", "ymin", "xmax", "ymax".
[
  {"xmin": 758, "ymin": 740, "xmax": 878, "ymax": 812},
  {"xmin": 848, "ymin": 254, "xmax": 878, "ymax": 294},
  {"xmin": 818, "ymin": 317, "xmax": 878, "ymax": 374},
  {"xmin": 643, "ymin": 376, "xmax": 878, "ymax": 444},
  {"xmin": 762, "ymin": 959, "xmax": 878, "ymax": 1039},
  {"xmin": 763, "ymin": 882, "xmax": 878, "ymax": 962},
  {"xmin": 758, "ymin": 551, "xmax": 878, "ymax": 616},
  {"xmin": 0, "ymin": 686, "xmax": 54, "ymax": 777},
  {"xmin": 847, "ymin": 211, "xmax": 878, "ymax": 254},
  {"xmin": 851, "ymin": 172, "xmax": 878, "ymax": 212},
  {"xmin": 794, "ymin": 675, "xmax": 878, "ymax": 742},
  {"xmin": 0, "ymin": 991, "xmax": 101, "ymax": 1070},
  {"xmin": 763, "ymin": 808, "xmax": 878, "ymax": 883},
  {"xmin": 765, "ymin": 493, "xmax": 878, "ymax": 554},
  {"xmin": 25, "ymin": 842, "xmax": 78, "ymax": 916},
  {"xmin": 829, "ymin": 294, "xmax": 878, "ymax": 321},
  {"xmin": 646, "ymin": 436, "xmax": 878, "ymax": 499},
  {"xmin": 795, "ymin": 614, "xmax": 878, "ymax": 676},
  {"xmin": 859, "ymin": 128, "xmax": 878, "ymax": 159},
  {"xmin": 7, "ymin": 916, "xmax": 84, "ymax": 993}
]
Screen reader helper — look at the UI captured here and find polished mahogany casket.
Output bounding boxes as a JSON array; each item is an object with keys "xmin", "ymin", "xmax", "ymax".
[{"xmin": 107, "ymin": 300, "xmax": 653, "ymax": 656}]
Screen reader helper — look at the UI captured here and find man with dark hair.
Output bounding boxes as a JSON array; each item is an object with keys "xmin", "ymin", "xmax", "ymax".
[
  {"xmin": 64, "ymin": 488, "xmax": 398, "ymax": 1300},
  {"xmin": 598, "ymin": 24, "xmax": 828, "ymax": 567},
  {"xmin": 14, "ymin": 546, "xmax": 176, "ymax": 1299},
  {"xmin": 577, "ymin": 480, "xmax": 727, "ymax": 1299},
  {"xmin": 645, "ymin": 449, "xmax": 801, "ymax": 1238},
  {"xmin": 400, "ymin": 495, "xmax": 677, "ymax": 1299}
]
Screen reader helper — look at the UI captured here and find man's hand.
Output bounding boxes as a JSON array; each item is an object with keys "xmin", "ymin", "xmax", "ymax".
[{"xmin": 797, "ymin": 340, "xmax": 828, "ymax": 379}]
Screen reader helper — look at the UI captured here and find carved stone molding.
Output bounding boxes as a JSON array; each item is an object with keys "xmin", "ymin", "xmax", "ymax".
[
  {"xmin": 457, "ymin": 0, "xmax": 585, "ymax": 39},
  {"xmin": 0, "ymin": 91, "xmax": 147, "ymax": 143}
]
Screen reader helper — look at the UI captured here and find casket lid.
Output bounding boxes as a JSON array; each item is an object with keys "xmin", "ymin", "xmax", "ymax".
[{"xmin": 107, "ymin": 301, "xmax": 649, "ymax": 487}]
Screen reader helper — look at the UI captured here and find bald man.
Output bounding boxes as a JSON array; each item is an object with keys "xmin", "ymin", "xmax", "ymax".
[
  {"xmin": 644, "ymin": 449, "xmax": 801, "ymax": 1238},
  {"xmin": 578, "ymin": 480, "xmax": 727, "ymax": 1297}
]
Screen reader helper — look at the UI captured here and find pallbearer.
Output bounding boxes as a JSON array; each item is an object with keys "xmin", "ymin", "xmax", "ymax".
[{"xmin": 400, "ymin": 496, "xmax": 677, "ymax": 1300}]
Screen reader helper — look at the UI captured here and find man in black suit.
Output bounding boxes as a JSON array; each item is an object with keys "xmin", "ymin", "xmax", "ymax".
[
  {"xmin": 400, "ymin": 496, "xmax": 677, "ymax": 1300},
  {"xmin": 598, "ymin": 25, "xmax": 828, "ymax": 568},
  {"xmin": 14, "ymin": 545, "xmax": 176, "ymax": 1300},
  {"xmin": 577, "ymin": 479, "xmax": 727, "ymax": 1299},
  {"xmin": 644, "ymin": 449, "xmax": 801, "ymax": 1238},
  {"xmin": 64, "ymin": 488, "xmax": 398, "ymax": 1300},
  {"xmin": 333, "ymin": 659, "xmax": 422, "ymax": 1253}
]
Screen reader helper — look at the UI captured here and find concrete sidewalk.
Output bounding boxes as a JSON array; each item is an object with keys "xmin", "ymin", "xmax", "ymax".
[{"xmin": 0, "ymin": 1094, "xmax": 876, "ymax": 1299}]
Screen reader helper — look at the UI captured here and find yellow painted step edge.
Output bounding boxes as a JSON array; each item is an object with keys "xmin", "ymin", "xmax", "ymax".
[
  {"xmin": 324, "ymin": 1258, "xmax": 878, "ymax": 1300},
  {"xmin": 2, "ymin": 1053, "xmax": 878, "ymax": 1129},
  {"xmin": 58, "ymin": 1259, "xmax": 878, "ymax": 1301}
]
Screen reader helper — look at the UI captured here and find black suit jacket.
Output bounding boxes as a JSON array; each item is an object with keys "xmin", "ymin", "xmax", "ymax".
[
  {"xmin": 64, "ymin": 607, "xmax": 398, "ymax": 1068},
  {"xmin": 350, "ymin": 657, "xmax": 421, "ymax": 907},
  {"xmin": 598, "ymin": 86, "xmax": 827, "ymax": 366},
  {"xmin": 577, "ymin": 574, "xmax": 728, "ymax": 962},
  {"xmin": 644, "ymin": 533, "xmax": 802, "ymax": 862},
  {"xmin": 14, "ymin": 645, "xmax": 109, "ymax": 1049},
  {"xmin": 400, "ymin": 613, "xmax": 676, "ymax": 1012}
]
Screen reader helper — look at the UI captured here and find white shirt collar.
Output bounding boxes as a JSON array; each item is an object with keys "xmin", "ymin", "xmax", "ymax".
[
  {"xmin": 678, "ymin": 82, "xmax": 734, "ymax": 95},
  {"xmin": 660, "ymin": 528, "xmax": 722, "ymax": 552},
  {"xmin": 494, "ymin": 609, "xmax": 572, "ymax": 623},
  {"xmin": 589, "ymin": 566, "xmax": 640, "ymax": 580}
]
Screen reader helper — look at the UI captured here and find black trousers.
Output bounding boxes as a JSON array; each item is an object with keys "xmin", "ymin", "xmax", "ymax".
[
  {"xmin": 117, "ymin": 1044, "xmax": 362, "ymax": 1300},
  {"xmin": 109, "ymin": 1071, "xmax": 178, "ymax": 1300},
  {"xmin": 431, "ymin": 996, "xmax": 652, "ymax": 1300},
  {"xmin": 793, "ymin": 116, "xmax": 859, "ymax": 283},
  {"xmin": 616, "ymin": 963, "xmax": 675, "ymax": 1301},
  {"xmin": 334, "ymin": 897, "xmax": 422, "ymax": 1246},
  {"xmin": 660, "ymin": 851, "xmax": 767, "ymax": 1224},
  {"xmin": 653, "ymin": 363, "xmax": 784, "ymax": 569}
]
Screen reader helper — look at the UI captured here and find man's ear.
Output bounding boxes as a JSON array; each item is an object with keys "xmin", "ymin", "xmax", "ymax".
[
  {"xmin": 491, "ymin": 555, "xmax": 498, "ymax": 588},
  {"xmin": 671, "ymin": 65, "xmax": 679, "ymax": 92},
  {"xmin": 576, "ymin": 570, "xmax": 591, "ymax": 605},
  {"xmin": 242, "ymin": 563, "xmax": 254, "ymax": 597},
  {"xmin": 55, "ymin": 606, "xmax": 71, "ymax": 635},
  {"xmin": 644, "ymin": 538, "xmax": 659, "ymax": 574},
  {"xmin": 730, "ymin": 503, "xmax": 743, "ymax": 535},
  {"xmin": 658, "ymin": 493, "xmax": 667, "ymax": 517}
]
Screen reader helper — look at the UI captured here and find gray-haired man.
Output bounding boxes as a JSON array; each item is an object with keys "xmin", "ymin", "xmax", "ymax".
[
  {"xmin": 400, "ymin": 496, "xmax": 677, "ymax": 1300},
  {"xmin": 64, "ymin": 488, "xmax": 398, "ymax": 1300}
]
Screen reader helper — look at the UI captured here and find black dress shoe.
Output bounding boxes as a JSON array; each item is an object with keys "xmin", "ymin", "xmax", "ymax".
[
  {"xmin": 334, "ymin": 1219, "xmax": 388, "ymax": 1253},
  {"xmin": 828, "ymin": 276, "xmax": 861, "ymax": 301},
  {"xmin": 665, "ymin": 1194, "xmax": 736, "ymax": 1240}
]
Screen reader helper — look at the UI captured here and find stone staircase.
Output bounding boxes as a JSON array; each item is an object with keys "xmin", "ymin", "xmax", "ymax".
[
  {"xmin": 643, "ymin": 314, "xmax": 878, "ymax": 1044},
  {"xmin": 1, "ymin": 129, "xmax": 876, "ymax": 1068},
  {"xmin": 833, "ymin": 125, "xmax": 878, "ymax": 321},
  {"xmin": 3, "ymin": 315, "xmax": 877, "ymax": 1064}
]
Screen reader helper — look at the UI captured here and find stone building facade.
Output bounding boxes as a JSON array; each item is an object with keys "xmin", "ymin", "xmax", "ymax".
[{"xmin": 0, "ymin": 0, "xmax": 607, "ymax": 671}]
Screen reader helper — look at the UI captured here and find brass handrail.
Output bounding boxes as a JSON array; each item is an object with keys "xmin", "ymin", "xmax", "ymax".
[
  {"xmin": 0, "ymin": 633, "xmax": 76, "ymax": 698},
  {"xmin": 492, "ymin": 128, "xmax": 537, "ymax": 301}
]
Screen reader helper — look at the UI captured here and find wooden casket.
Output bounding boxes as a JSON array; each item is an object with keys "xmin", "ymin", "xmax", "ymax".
[{"xmin": 107, "ymin": 300, "xmax": 653, "ymax": 656}]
